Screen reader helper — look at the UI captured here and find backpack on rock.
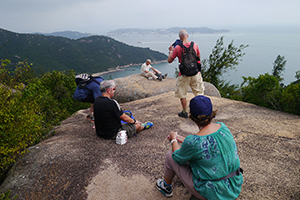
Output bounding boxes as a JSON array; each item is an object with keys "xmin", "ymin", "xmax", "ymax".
[{"xmin": 75, "ymin": 73, "xmax": 100, "ymax": 89}]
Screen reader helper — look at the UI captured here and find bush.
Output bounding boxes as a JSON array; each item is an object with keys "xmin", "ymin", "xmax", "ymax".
[
  {"xmin": 0, "ymin": 83, "xmax": 43, "ymax": 172},
  {"xmin": 241, "ymin": 73, "xmax": 283, "ymax": 110},
  {"xmin": 0, "ymin": 60, "xmax": 88, "ymax": 181},
  {"xmin": 282, "ymin": 83, "xmax": 300, "ymax": 115}
]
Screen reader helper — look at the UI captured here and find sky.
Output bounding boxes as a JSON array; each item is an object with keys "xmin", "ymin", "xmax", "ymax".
[{"xmin": 1, "ymin": 0, "xmax": 300, "ymax": 35}]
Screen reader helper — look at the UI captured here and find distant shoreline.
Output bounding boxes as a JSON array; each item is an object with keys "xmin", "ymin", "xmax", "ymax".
[{"xmin": 92, "ymin": 59, "xmax": 168, "ymax": 76}]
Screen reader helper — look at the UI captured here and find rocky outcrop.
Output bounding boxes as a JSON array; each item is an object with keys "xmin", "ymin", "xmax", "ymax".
[
  {"xmin": 0, "ymin": 80, "xmax": 299, "ymax": 200},
  {"xmin": 113, "ymin": 74, "xmax": 221, "ymax": 103}
]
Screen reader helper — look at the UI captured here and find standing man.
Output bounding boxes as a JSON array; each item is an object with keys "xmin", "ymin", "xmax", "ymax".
[
  {"xmin": 141, "ymin": 59, "xmax": 168, "ymax": 81},
  {"xmin": 94, "ymin": 80, "xmax": 153, "ymax": 139},
  {"xmin": 168, "ymin": 30, "xmax": 205, "ymax": 118}
]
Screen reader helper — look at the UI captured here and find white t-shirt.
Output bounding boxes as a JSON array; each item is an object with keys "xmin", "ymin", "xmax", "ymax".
[{"xmin": 141, "ymin": 62, "xmax": 151, "ymax": 74}]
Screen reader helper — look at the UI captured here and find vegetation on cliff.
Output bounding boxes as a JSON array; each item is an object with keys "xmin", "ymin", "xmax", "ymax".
[
  {"xmin": 0, "ymin": 28, "xmax": 167, "ymax": 75},
  {"xmin": 0, "ymin": 59, "xmax": 86, "ymax": 183},
  {"xmin": 200, "ymin": 38, "xmax": 300, "ymax": 115}
]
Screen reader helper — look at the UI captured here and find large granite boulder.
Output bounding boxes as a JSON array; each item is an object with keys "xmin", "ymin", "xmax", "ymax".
[
  {"xmin": 1, "ymin": 92, "xmax": 299, "ymax": 200},
  {"xmin": 113, "ymin": 74, "xmax": 221, "ymax": 103}
]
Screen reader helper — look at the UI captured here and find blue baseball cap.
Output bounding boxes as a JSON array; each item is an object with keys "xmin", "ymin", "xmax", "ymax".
[{"xmin": 190, "ymin": 95, "xmax": 213, "ymax": 118}]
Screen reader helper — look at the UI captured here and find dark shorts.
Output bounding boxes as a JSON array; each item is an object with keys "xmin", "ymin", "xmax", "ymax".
[
  {"xmin": 81, "ymin": 94, "xmax": 94, "ymax": 103},
  {"xmin": 120, "ymin": 123, "xmax": 136, "ymax": 138},
  {"xmin": 109, "ymin": 123, "xmax": 136, "ymax": 140}
]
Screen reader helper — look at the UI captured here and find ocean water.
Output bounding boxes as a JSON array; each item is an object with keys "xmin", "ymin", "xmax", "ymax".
[{"xmin": 101, "ymin": 27, "xmax": 300, "ymax": 86}]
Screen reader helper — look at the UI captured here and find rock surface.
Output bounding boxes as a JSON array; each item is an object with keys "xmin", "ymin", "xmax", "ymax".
[
  {"xmin": 113, "ymin": 74, "xmax": 221, "ymax": 102},
  {"xmin": 0, "ymin": 78, "xmax": 300, "ymax": 200}
]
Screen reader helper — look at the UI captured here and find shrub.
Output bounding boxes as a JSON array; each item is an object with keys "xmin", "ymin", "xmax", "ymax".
[
  {"xmin": 241, "ymin": 73, "xmax": 283, "ymax": 110},
  {"xmin": 0, "ymin": 84, "xmax": 43, "ymax": 171},
  {"xmin": 282, "ymin": 83, "xmax": 300, "ymax": 115}
]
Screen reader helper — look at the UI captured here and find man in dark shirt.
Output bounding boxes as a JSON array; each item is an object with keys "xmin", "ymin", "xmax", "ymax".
[{"xmin": 94, "ymin": 80, "xmax": 153, "ymax": 139}]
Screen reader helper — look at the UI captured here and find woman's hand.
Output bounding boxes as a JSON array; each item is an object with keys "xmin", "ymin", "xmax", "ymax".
[
  {"xmin": 176, "ymin": 135, "xmax": 185, "ymax": 143},
  {"xmin": 168, "ymin": 131, "xmax": 178, "ymax": 141}
]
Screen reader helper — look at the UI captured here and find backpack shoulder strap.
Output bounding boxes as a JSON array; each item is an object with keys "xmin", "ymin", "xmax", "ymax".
[
  {"xmin": 190, "ymin": 41, "xmax": 194, "ymax": 49},
  {"xmin": 179, "ymin": 42, "xmax": 188, "ymax": 55},
  {"xmin": 91, "ymin": 76, "xmax": 104, "ymax": 85}
]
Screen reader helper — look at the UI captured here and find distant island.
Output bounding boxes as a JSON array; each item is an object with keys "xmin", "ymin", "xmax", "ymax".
[
  {"xmin": 107, "ymin": 27, "xmax": 230, "ymax": 36},
  {"xmin": 41, "ymin": 31, "xmax": 94, "ymax": 40}
]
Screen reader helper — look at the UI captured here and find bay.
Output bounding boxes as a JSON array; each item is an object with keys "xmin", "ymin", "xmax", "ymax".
[{"xmin": 101, "ymin": 28, "xmax": 300, "ymax": 86}]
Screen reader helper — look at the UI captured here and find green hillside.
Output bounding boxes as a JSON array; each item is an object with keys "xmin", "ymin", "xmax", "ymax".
[{"xmin": 0, "ymin": 28, "xmax": 167, "ymax": 75}]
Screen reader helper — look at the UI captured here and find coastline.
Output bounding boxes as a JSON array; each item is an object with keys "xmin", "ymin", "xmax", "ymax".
[{"xmin": 92, "ymin": 59, "xmax": 168, "ymax": 76}]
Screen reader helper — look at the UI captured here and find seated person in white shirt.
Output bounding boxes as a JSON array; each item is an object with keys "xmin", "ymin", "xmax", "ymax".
[{"xmin": 141, "ymin": 59, "xmax": 167, "ymax": 81}]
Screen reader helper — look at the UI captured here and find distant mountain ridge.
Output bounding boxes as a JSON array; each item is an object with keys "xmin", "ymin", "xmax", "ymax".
[
  {"xmin": 0, "ymin": 28, "xmax": 167, "ymax": 75},
  {"xmin": 107, "ymin": 27, "xmax": 230, "ymax": 36},
  {"xmin": 40, "ymin": 31, "xmax": 95, "ymax": 40}
]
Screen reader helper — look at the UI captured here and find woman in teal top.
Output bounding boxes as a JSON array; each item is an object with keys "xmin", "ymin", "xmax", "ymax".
[{"xmin": 156, "ymin": 95, "xmax": 243, "ymax": 200}]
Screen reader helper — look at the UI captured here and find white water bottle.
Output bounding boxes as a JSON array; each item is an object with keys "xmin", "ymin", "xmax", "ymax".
[{"xmin": 116, "ymin": 130, "xmax": 127, "ymax": 145}]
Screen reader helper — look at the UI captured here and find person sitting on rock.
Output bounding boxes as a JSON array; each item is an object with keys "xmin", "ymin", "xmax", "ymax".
[
  {"xmin": 141, "ymin": 59, "xmax": 167, "ymax": 81},
  {"xmin": 156, "ymin": 95, "xmax": 243, "ymax": 199},
  {"xmin": 94, "ymin": 80, "xmax": 153, "ymax": 139}
]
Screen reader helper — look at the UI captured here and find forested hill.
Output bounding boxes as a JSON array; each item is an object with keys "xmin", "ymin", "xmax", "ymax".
[{"xmin": 0, "ymin": 28, "xmax": 167, "ymax": 75}]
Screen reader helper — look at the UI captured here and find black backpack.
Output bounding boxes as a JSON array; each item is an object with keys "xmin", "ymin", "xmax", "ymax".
[
  {"xmin": 75, "ymin": 73, "xmax": 101, "ymax": 89},
  {"xmin": 179, "ymin": 42, "xmax": 200, "ymax": 76}
]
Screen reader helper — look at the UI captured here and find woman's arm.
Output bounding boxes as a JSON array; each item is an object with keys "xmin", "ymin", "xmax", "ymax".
[{"xmin": 168, "ymin": 131, "xmax": 185, "ymax": 153}]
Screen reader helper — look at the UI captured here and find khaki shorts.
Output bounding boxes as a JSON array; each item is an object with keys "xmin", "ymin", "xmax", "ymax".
[
  {"xmin": 175, "ymin": 72, "xmax": 204, "ymax": 99},
  {"xmin": 119, "ymin": 123, "xmax": 136, "ymax": 138}
]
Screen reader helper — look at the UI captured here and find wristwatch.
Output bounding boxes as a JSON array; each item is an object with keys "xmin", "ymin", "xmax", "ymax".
[{"xmin": 132, "ymin": 119, "xmax": 136, "ymax": 124}]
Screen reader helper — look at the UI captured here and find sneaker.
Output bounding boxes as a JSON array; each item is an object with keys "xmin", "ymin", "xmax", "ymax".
[
  {"xmin": 157, "ymin": 76, "xmax": 163, "ymax": 81},
  {"xmin": 143, "ymin": 122, "xmax": 153, "ymax": 129},
  {"xmin": 86, "ymin": 115, "xmax": 94, "ymax": 122},
  {"xmin": 178, "ymin": 111, "xmax": 188, "ymax": 118},
  {"xmin": 163, "ymin": 73, "xmax": 168, "ymax": 79},
  {"xmin": 156, "ymin": 179, "xmax": 173, "ymax": 198}
]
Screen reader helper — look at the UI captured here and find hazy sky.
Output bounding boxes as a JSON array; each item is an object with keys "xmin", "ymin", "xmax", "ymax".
[{"xmin": 1, "ymin": 0, "xmax": 299, "ymax": 34}]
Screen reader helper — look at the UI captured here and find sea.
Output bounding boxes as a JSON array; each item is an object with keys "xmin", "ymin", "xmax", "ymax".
[{"xmin": 100, "ymin": 27, "xmax": 300, "ymax": 86}]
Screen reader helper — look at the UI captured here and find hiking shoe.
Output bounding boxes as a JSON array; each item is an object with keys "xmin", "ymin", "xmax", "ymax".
[
  {"xmin": 178, "ymin": 111, "xmax": 188, "ymax": 118},
  {"xmin": 163, "ymin": 73, "xmax": 168, "ymax": 79},
  {"xmin": 156, "ymin": 179, "xmax": 173, "ymax": 198},
  {"xmin": 86, "ymin": 115, "xmax": 94, "ymax": 122},
  {"xmin": 143, "ymin": 122, "xmax": 153, "ymax": 129}
]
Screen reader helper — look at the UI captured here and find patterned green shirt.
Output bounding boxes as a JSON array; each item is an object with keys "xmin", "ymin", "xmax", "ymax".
[{"xmin": 172, "ymin": 122, "xmax": 243, "ymax": 200}]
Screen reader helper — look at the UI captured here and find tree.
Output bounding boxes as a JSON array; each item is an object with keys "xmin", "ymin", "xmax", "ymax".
[
  {"xmin": 272, "ymin": 55, "xmax": 286, "ymax": 83},
  {"xmin": 295, "ymin": 70, "xmax": 300, "ymax": 81},
  {"xmin": 201, "ymin": 36, "xmax": 248, "ymax": 89},
  {"xmin": 241, "ymin": 73, "xmax": 283, "ymax": 110}
]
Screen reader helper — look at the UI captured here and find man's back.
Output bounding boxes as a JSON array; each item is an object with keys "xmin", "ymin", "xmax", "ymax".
[
  {"xmin": 94, "ymin": 96, "xmax": 123, "ymax": 139},
  {"xmin": 172, "ymin": 42, "xmax": 200, "ymax": 63}
]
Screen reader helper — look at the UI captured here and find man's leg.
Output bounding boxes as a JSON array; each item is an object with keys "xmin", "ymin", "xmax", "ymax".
[
  {"xmin": 90, "ymin": 103, "xmax": 94, "ymax": 114},
  {"xmin": 149, "ymin": 72, "xmax": 158, "ymax": 79},
  {"xmin": 175, "ymin": 76, "xmax": 189, "ymax": 118},
  {"xmin": 180, "ymin": 98, "xmax": 187, "ymax": 110},
  {"xmin": 190, "ymin": 73, "xmax": 205, "ymax": 96},
  {"xmin": 155, "ymin": 72, "xmax": 163, "ymax": 81}
]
